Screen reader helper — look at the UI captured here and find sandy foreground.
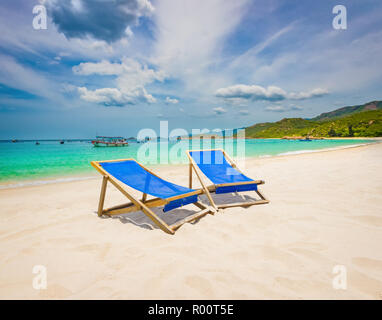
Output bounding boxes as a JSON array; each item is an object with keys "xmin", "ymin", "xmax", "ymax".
[{"xmin": 0, "ymin": 143, "xmax": 382, "ymax": 299}]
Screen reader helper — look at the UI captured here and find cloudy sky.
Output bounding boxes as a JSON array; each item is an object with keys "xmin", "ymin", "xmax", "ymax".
[{"xmin": 0, "ymin": 0, "xmax": 381, "ymax": 139}]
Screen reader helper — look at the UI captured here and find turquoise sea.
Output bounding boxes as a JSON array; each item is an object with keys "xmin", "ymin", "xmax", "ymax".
[{"xmin": 0, "ymin": 139, "xmax": 376, "ymax": 187}]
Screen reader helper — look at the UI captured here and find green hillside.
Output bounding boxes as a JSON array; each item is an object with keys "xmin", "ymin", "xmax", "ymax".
[
  {"xmin": 312, "ymin": 100, "xmax": 382, "ymax": 121},
  {"xmin": 245, "ymin": 109, "xmax": 382, "ymax": 138}
]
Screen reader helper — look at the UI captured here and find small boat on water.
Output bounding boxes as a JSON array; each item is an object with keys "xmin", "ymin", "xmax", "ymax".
[
  {"xmin": 35, "ymin": 141, "xmax": 40, "ymax": 145},
  {"xmin": 91, "ymin": 136, "xmax": 129, "ymax": 147},
  {"xmin": 60, "ymin": 140, "xmax": 65, "ymax": 144}
]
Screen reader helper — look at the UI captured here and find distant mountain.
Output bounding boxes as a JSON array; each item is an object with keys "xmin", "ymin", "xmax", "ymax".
[
  {"xmin": 244, "ymin": 100, "xmax": 382, "ymax": 138},
  {"xmin": 245, "ymin": 118, "xmax": 317, "ymax": 138},
  {"xmin": 312, "ymin": 100, "xmax": 382, "ymax": 121}
]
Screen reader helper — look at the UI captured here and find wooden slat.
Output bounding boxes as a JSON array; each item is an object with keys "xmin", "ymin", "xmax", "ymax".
[
  {"xmin": 186, "ymin": 151, "xmax": 218, "ymax": 209},
  {"xmin": 190, "ymin": 162, "xmax": 218, "ymax": 210},
  {"xmin": 105, "ymin": 197, "xmax": 168, "ymax": 212},
  {"xmin": 218, "ymin": 199, "xmax": 269, "ymax": 209},
  {"xmin": 189, "ymin": 162, "xmax": 193, "ymax": 188},
  {"xmin": 221, "ymin": 149, "xmax": 238, "ymax": 169},
  {"xmin": 216, "ymin": 180, "xmax": 264, "ymax": 187},
  {"xmin": 170, "ymin": 208, "xmax": 211, "ymax": 231},
  {"xmin": 255, "ymin": 189, "xmax": 267, "ymax": 201},
  {"xmin": 165, "ymin": 189, "xmax": 203, "ymax": 202},
  {"xmin": 106, "ymin": 204, "xmax": 139, "ymax": 216},
  {"xmin": 104, "ymin": 201, "xmax": 133, "ymax": 212},
  {"xmin": 105, "ymin": 197, "xmax": 169, "ymax": 216},
  {"xmin": 193, "ymin": 201, "xmax": 208, "ymax": 210},
  {"xmin": 97, "ymin": 176, "xmax": 108, "ymax": 216}
]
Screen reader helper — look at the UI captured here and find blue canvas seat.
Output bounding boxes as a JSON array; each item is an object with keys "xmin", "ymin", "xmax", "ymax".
[
  {"xmin": 187, "ymin": 149, "xmax": 269, "ymax": 209},
  {"xmin": 100, "ymin": 160, "xmax": 198, "ymax": 211},
  {"xmin": 188, "ymin": 150, "xmax": 258, "ymax": 194}
]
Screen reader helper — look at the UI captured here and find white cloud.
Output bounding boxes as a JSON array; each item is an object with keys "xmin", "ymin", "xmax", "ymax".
[
  {"xmin": 213, "ymin": 107, "xmax": 227, "ymax": 115},
  {"xmin": 152, "ymin": 0, "xmax": 249, "ymax": 94},
  {"xmin": 216, "ymin": 84, "xmax": 328, "ymax": 102},
  {"xmin": 73, "ymin": 60, "xmax": 124, "ymax": 75},
  {"xmin": 74, "ymin": 58, "xmax": 165, "ymax": 105},
  {"xmin": 265, "ymin": 105, "xmax": 286, "ymax": 112},
  {"xmin": 73, "ymin": 57, "xmax": 165, "ymax": 80},
  {"xmin": 216, "ymin": 84, "xmax": 287, "ymax": 101},
  {"xmin": 78, "ymin": 87, "xmax": 123, "ymax": 105},
  {"xmin": 165, "ymin": 96, "xmax": 179, "ymax": 104},
  {"xmin": 78, "ymin": 86, "xmax": 155, "ymax": 106},
  {"xmin": 265, "ymin": 105, "xmax": 304, "ymax": 113},
  {"xmin": 239, "ymin": 109, "xmax": 249, "ymax": 115},
  {"xmin": 288, "ymin": 88, "xmax": 328, "ymax": 100}
]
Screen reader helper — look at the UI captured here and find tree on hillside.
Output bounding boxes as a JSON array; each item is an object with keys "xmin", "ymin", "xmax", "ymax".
[
  {"xmin": 328, "ymin": 127, "xmax": 337, "ymax": 137},
  {"xmin": 348, "ymin": 125, "xmax": 354, "ymax": 137}
]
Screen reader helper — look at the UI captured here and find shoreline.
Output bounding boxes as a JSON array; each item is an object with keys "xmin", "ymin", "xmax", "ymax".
[
  {"xmin": 2, "ymin": 137, "xmax": 382, "ymax": 142},
  {"xmin": 0, "ymin": 140, "xmax": 380, "ymax": 191},
  {"xmin": 246, "ymin": 137, "xmax": 382, "ymax": 140}
]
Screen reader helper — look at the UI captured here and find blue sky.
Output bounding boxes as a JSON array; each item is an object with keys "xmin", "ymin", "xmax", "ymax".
[{"xmin": 0, "ymin": 0, "xmax": 381, "ymax": 139}]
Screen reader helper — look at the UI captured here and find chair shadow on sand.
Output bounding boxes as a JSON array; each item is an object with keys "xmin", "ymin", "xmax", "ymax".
[{"xmin": 93, "ymin": 193, "xmax": 261, "ymax": 232}]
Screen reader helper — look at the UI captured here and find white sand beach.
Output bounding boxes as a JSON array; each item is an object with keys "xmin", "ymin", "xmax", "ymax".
[{"xmin": 0, "ymin": 143, "xmax": 381, "ymax": 299}]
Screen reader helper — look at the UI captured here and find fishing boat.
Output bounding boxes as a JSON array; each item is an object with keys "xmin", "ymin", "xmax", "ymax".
[{"xmin": 91, "ymin": 136, "xmax": 129, "ymax": 147}]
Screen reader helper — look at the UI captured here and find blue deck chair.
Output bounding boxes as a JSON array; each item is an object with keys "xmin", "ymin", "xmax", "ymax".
[
  {"xmin": 186, "ymin": 149, "xmax": 269, "ymax": 209},
  {"xmin": 91, "ymin": 159, "xmax": 215, "ymax": 234}
]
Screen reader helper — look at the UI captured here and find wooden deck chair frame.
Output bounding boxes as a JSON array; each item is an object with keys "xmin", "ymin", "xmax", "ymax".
[
  {"xmin": 91, "ymin": 158, "xmax": 216, "ymax": 235},
  {"xmin": 186, "ymin": 149, "xmax": 269, "ymax": 209}
]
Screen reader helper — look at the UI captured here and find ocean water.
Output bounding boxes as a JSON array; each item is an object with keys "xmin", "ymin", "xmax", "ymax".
[{"xmin": 0, "ymin": 138, "xmax": 376, "ymax": 187}]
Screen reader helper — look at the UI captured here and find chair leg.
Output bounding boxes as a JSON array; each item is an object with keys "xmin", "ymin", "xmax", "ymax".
[
  {"xmin": 140, "ymin": 206, "xmax": 175, "ymax": 235},
  {"xmin": 189, "ymin": 162, "xmax": 193, "ymax": 188},
  {"xmin": 255, "ymin": 189, "xmax": 268, "ymax": 201},
  {"xmin": 97, "ymin": 176, "xmax": 108, "ymax": 217},
  {"xmin": 190, "ymin": 165, "xmax": 219, "ymax": 211}
]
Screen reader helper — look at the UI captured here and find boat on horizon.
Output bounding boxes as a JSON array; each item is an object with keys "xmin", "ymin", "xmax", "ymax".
[{"xmin": 91, "ymin": 136, "xmax": 129, "ymax": 147}]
